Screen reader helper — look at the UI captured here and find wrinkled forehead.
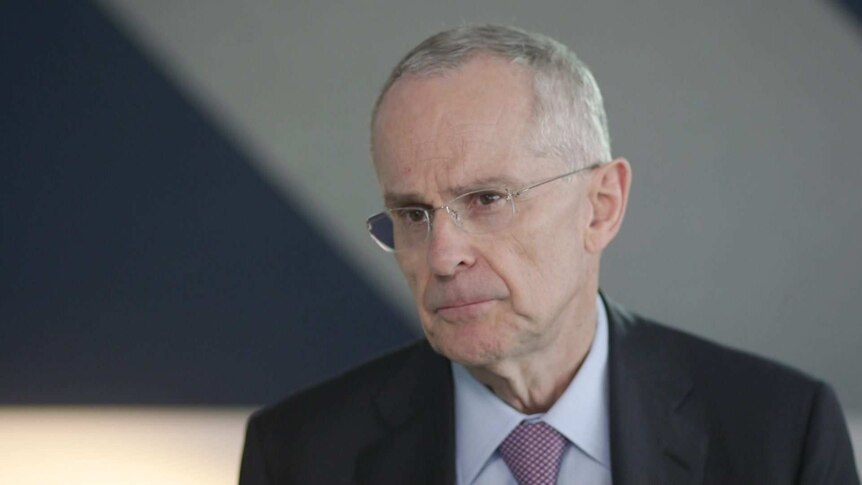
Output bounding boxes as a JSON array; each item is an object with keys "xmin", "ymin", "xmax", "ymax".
[
  {"xmin": 372, "ymin": 57, "xmax": 535, "ymax": 147},
  {"xmin": 372, "ymin": 57, "xmax": 541, "ymax": 200}
]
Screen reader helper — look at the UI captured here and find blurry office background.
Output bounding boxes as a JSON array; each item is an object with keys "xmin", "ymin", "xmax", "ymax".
[{"xmin": 2, "ymin": 0, "xmax": 860, "ymax": 482}]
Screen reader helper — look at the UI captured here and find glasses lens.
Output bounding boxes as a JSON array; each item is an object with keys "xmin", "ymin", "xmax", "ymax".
[
  {"xmin": 451, "ymin": 190, "xmax": 515, "ymax": 234},
  {"xmin": 367, "ymin": 212, "xmax": 396, "ymax": 251}
]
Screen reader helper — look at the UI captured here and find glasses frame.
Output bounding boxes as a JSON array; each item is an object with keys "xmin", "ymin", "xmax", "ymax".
[{"xmin": 366, "ymin": 162, "xmax": 604, "ymax": 253}]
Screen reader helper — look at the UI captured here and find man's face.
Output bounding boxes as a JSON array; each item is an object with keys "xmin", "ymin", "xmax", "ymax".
[{"xmin": 372, "ymin": 56, "xmax": 598, "ymax": 367}]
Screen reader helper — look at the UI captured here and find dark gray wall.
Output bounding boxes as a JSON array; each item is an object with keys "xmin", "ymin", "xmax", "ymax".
[{"xmin": 1, "ymin": 1, "xmax": 414, "ymax": 405}]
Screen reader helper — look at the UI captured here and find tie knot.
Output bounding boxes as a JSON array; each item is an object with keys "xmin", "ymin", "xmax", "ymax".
[{"xmin": 498, "ymin": 421, "xmax": 567, "ymax": 485}]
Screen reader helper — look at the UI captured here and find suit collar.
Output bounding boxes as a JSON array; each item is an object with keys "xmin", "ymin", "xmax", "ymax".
[
  {"xmin": 357, "ymin": 341, "xmax": 456, "ymax": 485},
  {"xmin": 604, "ymin": 295, "xmax": 708, "ymax": 485}
]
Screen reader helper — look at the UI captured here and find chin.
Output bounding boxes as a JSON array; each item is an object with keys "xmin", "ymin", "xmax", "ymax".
[{"xmin": 423, "ymin": 315, "xmax": 512, "ymax": 367}]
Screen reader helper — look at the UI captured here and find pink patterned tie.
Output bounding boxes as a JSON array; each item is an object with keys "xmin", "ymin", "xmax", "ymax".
[{"xmin": 498, "ymin": 421, "xmax": 568, "ymax": 485}]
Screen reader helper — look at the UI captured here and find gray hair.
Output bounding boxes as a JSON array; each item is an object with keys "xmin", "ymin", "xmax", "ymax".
[{"xmin": 372, "ymin": 24, "xmax": 612, "ymax": 167}]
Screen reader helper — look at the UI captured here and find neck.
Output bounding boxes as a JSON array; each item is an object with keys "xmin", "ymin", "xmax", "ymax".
[{"xmin": 466, "ymin": 291, "xmax": 598, "ymax": 414}]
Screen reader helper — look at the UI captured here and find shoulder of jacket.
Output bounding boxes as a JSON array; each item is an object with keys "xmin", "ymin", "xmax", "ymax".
[
  {"xmin": 248, "ymin": 339, "xmax": 428, "ymax": 428},
  {"xmin": 606, "ymin": 297, "xmax": 823, "ymax": 396}
]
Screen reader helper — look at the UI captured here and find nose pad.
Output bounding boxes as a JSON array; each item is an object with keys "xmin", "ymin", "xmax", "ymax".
[{"xmin": 445, "ymin": 206, "xmax": 463, "ymax": 227}]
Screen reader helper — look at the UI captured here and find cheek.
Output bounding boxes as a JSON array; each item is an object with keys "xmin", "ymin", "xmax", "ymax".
[
  {"xmin": 501, "ymin": 217, "xmax": 584, "ymax": 303},
  {"xmin": 495, "ymin": 233, "xmax": 550, "ymax": 302}
]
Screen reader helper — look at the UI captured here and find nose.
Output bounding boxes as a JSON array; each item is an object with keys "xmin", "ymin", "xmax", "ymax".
[{"xmin": 425, "ymin": 209, "xmax": 476, "ymax": 277}]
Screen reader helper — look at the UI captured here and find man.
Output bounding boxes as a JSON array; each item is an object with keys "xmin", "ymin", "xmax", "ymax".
[{"xmin": 240, "ymin": 25, "xmax": 858, "ymax": 484}]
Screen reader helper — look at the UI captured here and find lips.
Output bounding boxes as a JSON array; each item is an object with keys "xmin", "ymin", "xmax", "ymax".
[
  {"xmin": 428, "ymin": 291, "xmax": 502, "ymax": 322},
  {"xmin": 437, "ymin": 299, "xmax": 493, "ymax": 310},
  {"xmin": 427, "ymin": 293, "xmax": 499, "ymax": 313},
  {"xmin": 422, "ymin": 275, "xmax": 508, "ymax": 320},
  {"xmin": 434, "ymin": 299, "xmax": 497, "ymax": 322}
]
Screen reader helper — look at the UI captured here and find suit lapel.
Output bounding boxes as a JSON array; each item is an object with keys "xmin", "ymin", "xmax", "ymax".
[
  {"xmin": 356, "ymin": 341, "xmax": 456, "ymax": 485},
  {"xmin": 605, "ymin": 298, "xmax": 709, "ymax": 485}
]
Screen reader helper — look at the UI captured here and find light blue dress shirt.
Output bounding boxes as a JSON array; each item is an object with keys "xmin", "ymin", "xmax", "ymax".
[{"xmin": 452, "ymin": 294, "xmax": 612, "ymax": 485}]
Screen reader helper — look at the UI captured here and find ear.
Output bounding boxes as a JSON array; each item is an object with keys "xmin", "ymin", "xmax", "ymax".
[{"xmin": 584, "ymin": 158, "xmax": 632, "ymax": 254}]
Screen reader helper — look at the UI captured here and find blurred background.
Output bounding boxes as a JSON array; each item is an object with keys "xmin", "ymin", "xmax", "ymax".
[{"xmin": 2, "ymin": 0, "xmax": 860, "ymax": 482}]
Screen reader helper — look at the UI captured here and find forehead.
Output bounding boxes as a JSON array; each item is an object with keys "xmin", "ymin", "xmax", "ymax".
[{"xmin": 372, "ymin": 56, "xmax": 544, "ymax": 202}]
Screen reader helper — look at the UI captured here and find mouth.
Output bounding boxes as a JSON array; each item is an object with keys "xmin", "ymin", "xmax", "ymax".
[{"xmin": 434, "ymin": 299, "xmax": 496, "ymax": 322}]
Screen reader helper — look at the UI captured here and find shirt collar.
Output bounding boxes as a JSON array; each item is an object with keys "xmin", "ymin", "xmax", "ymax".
[{"xmin": 452, "ymin": 293, "xmax": 611, "ymax": 485}]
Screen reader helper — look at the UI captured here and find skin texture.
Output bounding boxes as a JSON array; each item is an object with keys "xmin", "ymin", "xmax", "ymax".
[{"xmin": 372, "ymin": 55, "xmax": 631, "ymax": 413}]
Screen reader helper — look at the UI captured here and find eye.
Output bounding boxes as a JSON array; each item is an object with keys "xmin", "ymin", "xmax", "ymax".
[
  {"xmin": 394, "ymin": 208, "xmax": 427, "ymax": 224},
  {"xmin": 406, "ymin": 209, "xmax": 426, "ymax": 222},
  {"xmin": 468, "ymin": 190, "xmax": 507, "ymax": 210},
  {"xmin": 478, "ymin": 192, "xmax": 503, "ymax": 205}
]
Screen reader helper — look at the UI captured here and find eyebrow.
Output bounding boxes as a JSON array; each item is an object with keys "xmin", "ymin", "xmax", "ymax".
[
  {"xmin": 448, "ymin": 175, "xmax": 521, "ymax": 195},
  {"xmin": 384, "ymin": 191, "xmax": 429, "ymax": 208},
  {"xmin": 383, "ymin": 174, "xmax": 522, "ymax": 208}
]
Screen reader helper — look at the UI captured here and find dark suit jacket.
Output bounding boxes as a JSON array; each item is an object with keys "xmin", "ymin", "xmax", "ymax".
[{"xmin": 239, "ymin": 298, "xmax": 859, "ymax": 484}]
